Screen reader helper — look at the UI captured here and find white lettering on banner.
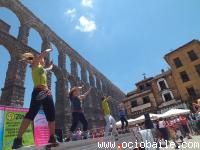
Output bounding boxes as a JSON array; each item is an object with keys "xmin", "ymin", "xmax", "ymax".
[{"xmin": 97, "ymin": 140, "xmax": 200, "ymax": 149}]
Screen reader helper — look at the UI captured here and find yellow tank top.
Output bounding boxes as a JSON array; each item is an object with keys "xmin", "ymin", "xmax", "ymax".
[
  {"xmin": 32, "ymin": 64, "xmax": 47, "ymax": 87},
  {"xmin": 102, "ymin": 100, "xmax": 111, "ymax": 116}
]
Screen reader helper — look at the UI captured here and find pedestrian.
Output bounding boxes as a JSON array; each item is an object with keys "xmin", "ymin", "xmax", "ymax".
[
  {"xmin": 188, "ymin": 112, "xmax": 199, "ymax": 135},
  {"xmin": 158, "ymin": 118, "xmax": 169, "ymax": 141},
  {"xmin": 179, "ymin": 114, "xmax": 192, "ymax": 139},
  {"xmin": 167, "ymin": 117, "xmax": 179, "ymax": 149},
  {"xmin": 12, "ymin": 49, "xmax": 58, "ymax": 149}
]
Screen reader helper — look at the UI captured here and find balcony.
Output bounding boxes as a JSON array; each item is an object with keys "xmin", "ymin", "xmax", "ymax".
[
  {"xmin": 131, "ymin": 103, "xmax": 151, "ymax": 112},
  {"xmin": 158, "ymin": 99, "xmax": 181, "ymax": 108}
]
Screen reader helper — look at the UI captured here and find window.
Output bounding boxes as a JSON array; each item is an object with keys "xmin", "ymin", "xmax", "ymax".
[
  {"xmin": 143, "ymin": 96, "xmax": 150, "ymax": 104},
  {"xmin": 180, "ymin": 71, "xmax": 190, "ymax": 82},
  {"xmin": 139, "ymin": 85, "xmax": 144, "ymax": 91},
  {"xmin": 146, "ymin": 83, "xmax": 151, "ymax": 89},
  {"xmin": 158, "ymin": 80, "xmax": 167, "ymax": 90},
  {"xmin": 146, "ymin": 83, "xmax": 151, "ymax": 87},
  {"xmin": 186, "ymin": 87, "xmax": 197, "ymax": 97},
  {"xmin": 195, "ymin": 64, "xmax": 200, "ymax": 76},
  {"xmin": 173, "ymin": 57, "xmax": 183, "ymax": 68},
  {"xmin": 163, "ymin": 93, "xmax": 173, "ymax": 102},
  {"xmin": 131, "ymin": 100, "xmax": 138, "ymax": 107},
  {"xmin": 188, "ymin": 50, "xmax": 198, "ymax": 61}
]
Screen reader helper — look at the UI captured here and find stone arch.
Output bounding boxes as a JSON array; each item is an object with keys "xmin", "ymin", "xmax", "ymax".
[
  {"xmin": 0, "ymin": 1, "xmax": 24, "ymax": 23},
  {"xmin": 51, "ymin": 65, "xmax": 69, "ymax": 131},
  {"xmin": 50, "ymin": 43, "xmax": 59, "ymax": 66},
  {"xmin": 86, "ymin": 69, "xmax": 90, "ymax": 84},
  {"xmin": 0, "ymin": 37, "xmax": 28, "ymax": 105},
  {"xmin": 88, "ymin": 71, "xmax": 95, "ymax": 87},
  {"xmin": 0, "ymin": 7, "xmax": 21, "ymax": 37},
  {"xmin": 51, "ymin": 72, "xmax": 57, "ymax": 103},
  {"xmin": 51, "ymin": 65, "xmax": 64, "ymax": 84},
  {"xmin": 66, "ymin": 54, "xmax": 71, "ymax": 74},
  {"xmin": 51, "ymin": 65, "xmax": 65, "ymax": 102},
  {"xmin": 0, "ymin": 1, "xmax": 48, "ymax": 47},
  {"xmin": 24, "ymin": 64, "xmax": 33, "ymax": 108},
  {"xmin": 27, "ymin": 28, "xmax": 43, "ymax": 52},
  {"xmin": 27, "ymin": 20, "xmax": 47, "ymax": 40},
  {"xmin": 93, "ymin": 74, "xmax": 97, "ymax": 88},
  {"xmin": 0, "ymin": 45, "xmax": 11, "ymax": 98},
  {"xmin": 67, "ymin": 81, "xmax": 72, "ymax": 92},
  {"xmin": 50, "ymin": 38, "xmax": 63, "ymax": 54},
  {"xmin": 0, "ymin": 39, "xmax": 13, "ymax": 56},
  {"xmin": 77, "ymin": 62, "xmax": 81, "ymax": 80},
  {"xmin": 99, "ymin": 79, "xmax": 103, "ymax": 91}
]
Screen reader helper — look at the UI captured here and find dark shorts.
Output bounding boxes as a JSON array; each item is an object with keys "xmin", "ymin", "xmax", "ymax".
[
  {"xmin": 70, "ymin": 112, "xmax": 88, "ymax": 132},
  {"xmin": 25, "ymin": 88, "xmax": 55, "ymax": 122}
]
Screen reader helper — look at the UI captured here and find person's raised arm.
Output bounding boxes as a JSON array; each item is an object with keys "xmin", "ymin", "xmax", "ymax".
[
  {"xmin": 45, "ymin": 60, "xmax": 53, "ymax": 71},
  {"xmin": 79, "ymin": 87, "xmax": 92, "ymax": 100},
  {"xmin": 32, "ymin": 49, "xmax": 52, "ymax": 67}
]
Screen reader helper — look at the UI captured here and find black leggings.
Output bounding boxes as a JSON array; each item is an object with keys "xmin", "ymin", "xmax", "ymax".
[
  {"xmin": 25, "ymin": 88, "xmax": 55, "ymax": 122},
  {"xmin": 70, "ymin": 112, "xmax": 88, "ymax": 132},
  {"xmin": 120, "ymin": 116, "xmax": 128, "ymax": 130}
]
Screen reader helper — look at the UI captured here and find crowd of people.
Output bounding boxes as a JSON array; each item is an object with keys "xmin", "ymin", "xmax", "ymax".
[{"xmin": 126, "ymin": 109, "xmax": 200, "ymax": 149}]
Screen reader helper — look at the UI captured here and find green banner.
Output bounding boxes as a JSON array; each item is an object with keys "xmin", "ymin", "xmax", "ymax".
[{"xmin": 3, "ymin": 107, "xmax": 34, "ymax": 150}]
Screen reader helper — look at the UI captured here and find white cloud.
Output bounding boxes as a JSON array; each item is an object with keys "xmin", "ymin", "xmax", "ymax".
[
  {"xmin": 81, "ymin": 0, "xmax": 93, "ymax": 8},
  {"xmin": 64, "ymin": 8, "xmax": 76, "ymax": 21},
  {"xmin": 75, "ymin": 16, "xmax": 96, "ymax": 32}
]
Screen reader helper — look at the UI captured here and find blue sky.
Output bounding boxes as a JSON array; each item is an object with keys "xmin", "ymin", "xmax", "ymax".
[{"xmin": 0, "ymin": 0, "xmax": 200, "ymax": 107}]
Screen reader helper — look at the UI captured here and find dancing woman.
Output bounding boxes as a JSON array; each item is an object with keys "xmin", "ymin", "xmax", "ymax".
[
  {"xmin": 118, "ymin": 103, "xmax": 128, "ymax": 133},
  {"xmin": 12, "ymin": 49, "xmax": 58, "ymax": 149},
  {"xmin": 65, "ymin": 86, "xmax": 92, "ymax": 141},
  {"xmin": 101, "ymin": 96, "xmax": 118, "ymax": 139}
]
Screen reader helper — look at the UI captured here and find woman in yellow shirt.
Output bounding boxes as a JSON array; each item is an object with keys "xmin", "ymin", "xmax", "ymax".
[
  {"xmin": 12, "ymin": 49, "xmax": 58, "ymax": 149},
  {"xmin": 101, "ymin": 96, "xmax": 118, "ymax": 140}
]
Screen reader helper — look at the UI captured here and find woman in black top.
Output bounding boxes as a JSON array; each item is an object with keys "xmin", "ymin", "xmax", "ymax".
[{"xmin": 65, "ymin": 86, "xmax": 91, "ymax": 141}]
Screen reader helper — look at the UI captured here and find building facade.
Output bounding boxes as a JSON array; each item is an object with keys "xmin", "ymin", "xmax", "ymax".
[
  {"xmin": 165, "ymin": 40, "xmax": 200, "ymax": 107},
  {"xmin": 123, "ymin": 70, "xmax": 186, "ymax": 118},
  {"xmin": 151, "ymin": 70, "xmax": 185, "ymax": 113},
  {"xmin": 123, "ymin": 77, "xmax": 157, "ymax": 118}
]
